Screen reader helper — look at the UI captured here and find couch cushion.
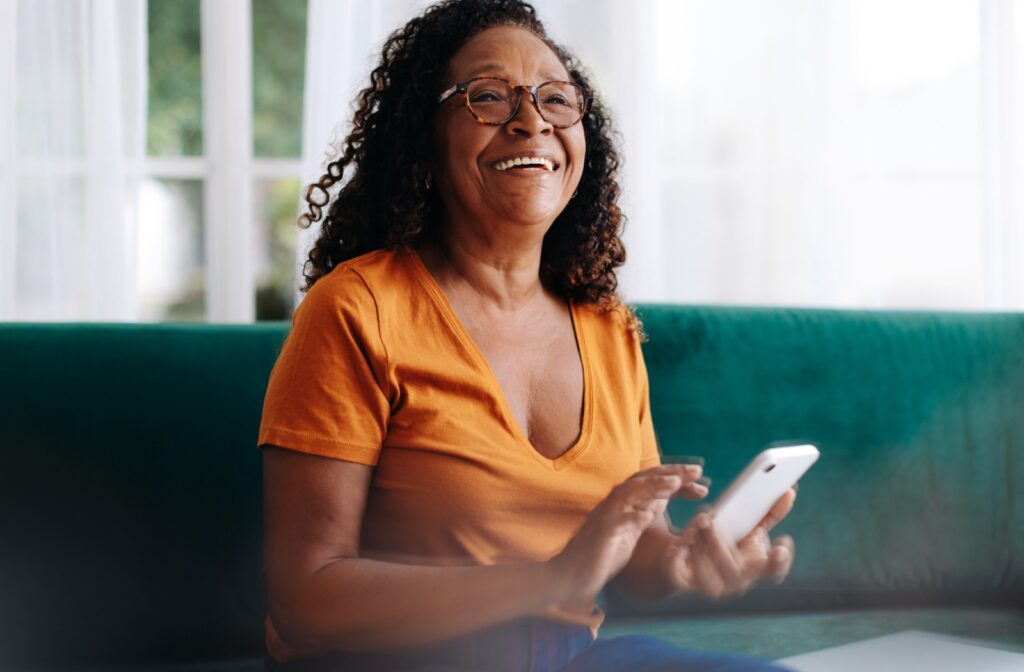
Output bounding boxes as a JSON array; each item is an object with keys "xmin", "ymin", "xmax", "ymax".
[{"xmin": 602, "ymin": 607, "xmax": 1024, "ymax": 661}]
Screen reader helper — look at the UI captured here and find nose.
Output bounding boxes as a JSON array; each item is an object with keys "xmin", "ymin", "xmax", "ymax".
[{"xmin": 504, "ymin": 87, "xmax": 553, "ymax": 137}]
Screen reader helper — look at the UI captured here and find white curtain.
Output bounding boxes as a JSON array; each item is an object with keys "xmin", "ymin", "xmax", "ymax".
[
  {"xmin": 299, "ymin": 0, "xmax": 1024, "ymax": 311},
  {"xmin": 297, "ymin": 0, "xmax": 430, "ymax": 304},
  {"xmin": 0, "ymin": 0, "xmax": 146, "ymax": 321}
]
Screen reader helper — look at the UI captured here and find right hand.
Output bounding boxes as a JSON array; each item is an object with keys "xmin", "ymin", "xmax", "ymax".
[{"xmin": 548, "ymin": 464, "xmax": 704, "ymax": 607}]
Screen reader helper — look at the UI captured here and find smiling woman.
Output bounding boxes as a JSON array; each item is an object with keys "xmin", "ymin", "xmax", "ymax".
[{"xmin": 257, "ymin": 1, "xmax": 798, "ymax": 670}]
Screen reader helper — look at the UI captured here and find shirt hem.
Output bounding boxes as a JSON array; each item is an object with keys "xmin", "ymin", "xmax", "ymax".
[{"xmin": 258, "ymin": 427, "xmax": 381, "ymax": 466}]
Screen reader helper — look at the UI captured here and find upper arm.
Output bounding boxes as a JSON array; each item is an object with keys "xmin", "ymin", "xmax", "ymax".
[{"xmin": 262, "ymin": 445, "xmax": 373, "ymax": 611}]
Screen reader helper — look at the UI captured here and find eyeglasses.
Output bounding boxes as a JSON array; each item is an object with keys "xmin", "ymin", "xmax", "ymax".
[{"xmin": 437, "ymin": 76, "xmax": 591, "ymax": 129}]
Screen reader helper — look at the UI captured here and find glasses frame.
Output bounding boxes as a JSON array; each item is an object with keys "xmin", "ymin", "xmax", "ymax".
[{"xmin": 437, "ymin": 76, "xmax": 592, "ymax": 129}]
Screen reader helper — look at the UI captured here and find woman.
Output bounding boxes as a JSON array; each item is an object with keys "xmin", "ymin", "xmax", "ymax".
[{"xmin": 259, "ymin": 1, "xmax": 797, "ymax": 670}]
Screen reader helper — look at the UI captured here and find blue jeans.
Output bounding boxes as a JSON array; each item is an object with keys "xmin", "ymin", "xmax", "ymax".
[{"xmin": 263, "ymin": 618, "xmax": 792, "ymax": 671}]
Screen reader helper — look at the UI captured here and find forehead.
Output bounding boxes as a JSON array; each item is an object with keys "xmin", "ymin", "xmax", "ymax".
[{"xmin": 446, "ymin": 26, "xmax": 570, "ymax": 83}]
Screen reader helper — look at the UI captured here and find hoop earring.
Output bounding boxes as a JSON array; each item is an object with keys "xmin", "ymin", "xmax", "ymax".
[
  {"xmin": 425, "ymin": 172, "xmax": 433, "ymax": 190},
  {"xmin": 570, "ymin": 189, "xmax": 578, "ymax": 199}
]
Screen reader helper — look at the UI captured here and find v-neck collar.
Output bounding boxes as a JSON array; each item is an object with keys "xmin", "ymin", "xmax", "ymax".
[{"xmin": 404, "ymin": 247, "xmax": 594, "ymax": 472}]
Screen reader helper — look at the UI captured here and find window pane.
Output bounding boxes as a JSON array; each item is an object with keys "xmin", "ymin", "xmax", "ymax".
[
  {"xmin": 254, "ymin": 178, "xmax": 299, "ymax": 320},
  {"xmin": 16, "ymin": 177, "xmax": 86, "ymax": 320},
  {"xmin": 147, "ymin": 0, "xmax": 203, "ymax": 156},
  {"xmin": 252, "ymin": 0, "xmax": 308, "ymax": 158},
  {"xmin": 138, "ymin": 178, "xmax": 205, "ymax": 320}
]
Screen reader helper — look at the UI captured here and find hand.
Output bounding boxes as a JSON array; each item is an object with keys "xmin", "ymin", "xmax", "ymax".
[
  {"xmin": 548, "ymin": 464, "xmax": 707, "ymax": 608},
  {"xmin": 665, "ymin": 487, "xmax": 797, "ymax": 600}
]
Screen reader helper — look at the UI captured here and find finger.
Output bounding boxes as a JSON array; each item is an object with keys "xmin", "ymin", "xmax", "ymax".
[
  {"xmin": 764, "ymin": 535, "xmax": 795, "ymax": 584},
  {"xmin": 689, "ymin": 541, "xmax": 728, "ymax": 599},
  {"xmin": 676, "ymin": 476, "xmax": 711, "ymax": 501},
  {"xmin": 618, "ymin": 469, "xmax": 703, "ymax": 508},
  {"xmin": 696, "ymin": 515, "xmax": 744, "ymax": 587},
  {"xmin": 754, "ymin": 487, "xmax": 797, "ymax": 534},
  {"xmin": 618, "ymin": 508, "xmax": 658, "ymax": 533},
  {"xmin": 737, "ymin": 525, "xmax": 771, "ymax": 556},
  {"xmin": 736, "ymin": 527, "xmax": 772, "ymax": 583},
  {"xmin": 619, "ymin": 467, "xmax": 700, "ymax": 496},
  {"xmin": 619, "ymin": 475, "xmax": 683, "ymax": 508},
  {"xmin": 674, "ymin": 522, "xmax": 700, "ymax": 546},
  {"xmin": 661, "ymin": 537, "xmax": 693, "ymax": 589},
  {"xmin": 630, "ymin": 463, "xmax": 703, "ymax": 482}
]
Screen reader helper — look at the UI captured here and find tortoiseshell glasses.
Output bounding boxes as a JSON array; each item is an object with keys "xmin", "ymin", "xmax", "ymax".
[{"xmin": 437, "ymin": 76, "xmax": 591, "ymax": 129}]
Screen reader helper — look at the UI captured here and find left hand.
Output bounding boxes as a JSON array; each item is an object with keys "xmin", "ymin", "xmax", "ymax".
[{"xmin": 663, "ymin": 488, "xmax": 798, "ymax": 599}]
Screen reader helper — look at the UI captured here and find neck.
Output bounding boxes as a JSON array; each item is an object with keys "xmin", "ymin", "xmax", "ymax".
[{"xmin": 427, "ymin": 225, "xmax": 546, "ymax": 313}]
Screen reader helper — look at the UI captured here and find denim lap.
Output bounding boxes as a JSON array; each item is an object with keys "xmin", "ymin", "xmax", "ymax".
[{"xmin": 263, "ymin": 622, "xmax": 791, "ymax": 672}]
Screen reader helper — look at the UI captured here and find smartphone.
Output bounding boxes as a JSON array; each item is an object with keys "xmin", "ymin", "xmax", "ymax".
[{"xmin": 709, "ymin": 444, "xmax": 819, "ymax": 544}]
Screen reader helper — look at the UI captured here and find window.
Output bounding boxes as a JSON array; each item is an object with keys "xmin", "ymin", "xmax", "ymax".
[{"xmin": 142, "ymin": 0, "xmax": 307, "ymax": 322}]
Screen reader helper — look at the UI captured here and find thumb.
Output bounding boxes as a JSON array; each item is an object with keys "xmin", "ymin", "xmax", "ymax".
[{"xmin": 664, "ymin": 538, "xmax": 693, "ymax": 589}]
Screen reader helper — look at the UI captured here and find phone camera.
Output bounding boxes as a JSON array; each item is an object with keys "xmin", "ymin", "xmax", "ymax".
[{"xmin": 764, "ymin": 463, "xmax": 776, "ymax": 473}]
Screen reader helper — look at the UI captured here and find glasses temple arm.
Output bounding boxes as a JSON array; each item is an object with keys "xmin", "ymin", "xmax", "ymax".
[{"xmin": 437, "ymin": 84, "xmax": 459, "ymax": 104}]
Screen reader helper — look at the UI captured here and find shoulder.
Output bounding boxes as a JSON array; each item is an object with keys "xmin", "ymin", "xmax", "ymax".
[
  {"xmin": 298, "ymin": 248, "xmax": 410, "ymax": 317},
  {"xmin": 292, "ymin": 251, "xmax": 389, "ymax": 329},
  {"xmin": 575, "ymin": 300, "xmax": 645, "ymax": 365}
]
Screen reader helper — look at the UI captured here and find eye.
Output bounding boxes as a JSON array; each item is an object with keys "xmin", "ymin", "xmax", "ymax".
[
  {"xmin": 542, "ymin": 94, "xmax": 572, "ymax": 107},
  {"xmin": 470, "ymin": 91, "xmax": 503, "ymax": 103}
]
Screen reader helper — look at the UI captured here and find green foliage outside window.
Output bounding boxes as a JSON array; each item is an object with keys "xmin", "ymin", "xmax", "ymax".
[
  {"xmin": 253, "ymin": 0, "xmax": 308, "ymax": 158},
  {"xmin": 148, "ymin": 0, "xmax": 203, "ymax": 156},
  {"xmin": 256, "ymin": 179, "xmax": 300, "ymax": 320}
]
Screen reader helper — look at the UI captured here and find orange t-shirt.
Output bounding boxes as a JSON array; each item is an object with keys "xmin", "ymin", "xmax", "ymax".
[{"xmin": 257, "ymin": 248, "xmax": 661, "ymax": 660}]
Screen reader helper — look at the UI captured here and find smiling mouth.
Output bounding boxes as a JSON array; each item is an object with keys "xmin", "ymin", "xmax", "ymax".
[{"xmin": 492, "ymin": 156, "xmax": 557, "ymax": 172}]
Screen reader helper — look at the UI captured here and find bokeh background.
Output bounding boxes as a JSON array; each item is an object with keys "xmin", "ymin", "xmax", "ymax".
[{"xmin": 1, "ymin": 0, "xmax": 1022, "ymax": 322}]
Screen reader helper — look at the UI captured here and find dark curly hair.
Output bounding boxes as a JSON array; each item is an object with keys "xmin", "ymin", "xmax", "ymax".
[{"xmin": 299, "ymin": 0, "xmax": 638, "ymax": 328}]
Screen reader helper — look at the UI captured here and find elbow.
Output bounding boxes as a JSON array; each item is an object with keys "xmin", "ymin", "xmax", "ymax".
[
  {"xmin": 267, "ymin": 595, "xmax": 329, "ymax": 658},
  {"xmin": 264, "ymin": 563, "xmax": 365, "ymax": 657}
]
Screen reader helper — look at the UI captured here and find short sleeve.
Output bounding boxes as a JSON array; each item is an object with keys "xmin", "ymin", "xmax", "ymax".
[
  {"xmin": 257, "ymin": 267, "xmax": 391, "ymax": 465},
  {"xmin": 635, "ymin": 336, "xmax": 662, "ymax": 470}
]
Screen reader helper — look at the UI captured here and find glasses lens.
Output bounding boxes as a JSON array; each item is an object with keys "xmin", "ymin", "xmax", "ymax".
[
  {"xmin": 537, "ymin": 82, "xmax": 585, "ymax": 127},
  {"xmin": 466, "ymin": 79, "xmax": 516, "ymax": 123}
]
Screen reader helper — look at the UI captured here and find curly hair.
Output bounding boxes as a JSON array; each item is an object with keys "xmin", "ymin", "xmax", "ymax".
[{"xmin": 299, "ymin": 0, "xmax": 638, "ymax": 329}]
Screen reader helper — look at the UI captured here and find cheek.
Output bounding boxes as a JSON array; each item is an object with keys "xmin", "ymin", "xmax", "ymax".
[
  {"xmin": 569, "ymin": 134, "xmax": 587, "ymax": 184},
  {"xmin": 439, "ymin": 130, "xmax": 494, "ymax": 185}
]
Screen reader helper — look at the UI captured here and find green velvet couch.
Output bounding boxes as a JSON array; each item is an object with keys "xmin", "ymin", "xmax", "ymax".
[{"xmin": 2, "ymin": 305, "xmax": 1022, "ymax": 670}]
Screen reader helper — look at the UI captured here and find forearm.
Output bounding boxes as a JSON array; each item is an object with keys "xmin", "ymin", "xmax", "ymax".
[
  {"xmin": 272, "ymin": 557, "xmax": 567, "ymax": 655},
  {"xmin": 611, "ymin": 523, "xmax": 679, "ymax": 601}
]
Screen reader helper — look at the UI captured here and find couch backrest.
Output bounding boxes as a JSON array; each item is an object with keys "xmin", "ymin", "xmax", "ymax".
[
  {"xmin": 623, "ymin": 305, "xmax": 1024, "ymax": 617},
  {"xmin": 2, "ymin": 307, "xmax": 1022, "ymax": 666},
  {"xmin": 0, "ymin": 323, "xmax": 286, "ymax": 667}
]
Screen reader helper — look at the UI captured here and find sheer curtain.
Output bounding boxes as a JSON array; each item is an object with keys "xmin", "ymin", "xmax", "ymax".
[
  {"xmin": 0, "ymin": 0, "xmax": 146, "ymax": 321},
  {"xmin": 299, "ymin": 0, "xmax": 1024, "ymax": 312},
  {"xmin": 296, "ymin": 0, "xmax": 429, "ymax": 303}
]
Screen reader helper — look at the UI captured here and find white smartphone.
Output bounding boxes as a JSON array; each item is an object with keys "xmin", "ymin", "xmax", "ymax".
[{"xmin": 709, "ymin": 444, "xmax": 819, "ymax": 544}]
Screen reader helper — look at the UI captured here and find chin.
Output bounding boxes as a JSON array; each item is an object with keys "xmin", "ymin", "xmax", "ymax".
[
  {"xmin": 501, "ymin": 200, "xmax": 567, "ymax": 227},
  {"xmin": 507, "ymin": 211, "xmax": 563, "ymax": 229}
]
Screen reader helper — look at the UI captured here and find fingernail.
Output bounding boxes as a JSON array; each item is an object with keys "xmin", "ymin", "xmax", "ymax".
[
  {"xmin": 685, "ymin": 464, "xmax": 703, "ymax": 477},
  {"xmin": 692, "ymin": 484, "xmax": 708, "ymax": 496}
]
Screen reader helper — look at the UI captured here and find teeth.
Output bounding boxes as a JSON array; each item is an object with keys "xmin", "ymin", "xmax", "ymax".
[{"xmin": 493, "ymin": 156, "xmax": 555, "ymax": 172}]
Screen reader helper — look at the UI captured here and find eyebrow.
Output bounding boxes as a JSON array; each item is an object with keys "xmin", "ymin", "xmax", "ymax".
[{"xmin": 464, "ymin": 63, "xmax": 568, "ymax": 82}]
